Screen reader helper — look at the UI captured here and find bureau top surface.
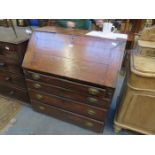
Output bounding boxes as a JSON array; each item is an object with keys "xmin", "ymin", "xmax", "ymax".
[
  {"xmin": 0, "ymin": 27, "xmax": 30, "ymax": 44},
  {"xmin": 22, "ymin": 26, "xmax": 127, "ymax": 88}
]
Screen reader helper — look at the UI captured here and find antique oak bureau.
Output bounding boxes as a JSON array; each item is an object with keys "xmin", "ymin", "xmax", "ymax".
[
  {"xmin": 22, "ymin": 26, "xmax": 127, "ymax": 132},
  {"xmin": 0, "ymin": 27, "xmax": 29, "ymax": 102}
]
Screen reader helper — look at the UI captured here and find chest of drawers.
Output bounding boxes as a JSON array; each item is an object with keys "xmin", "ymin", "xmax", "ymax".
[
  {"xmin": 22, "ymin": 26, "xmax": 127, "ymax": 132},
  {"xmin": 0, "ymin": 27, "xmax": 30, "ymax": 102}
]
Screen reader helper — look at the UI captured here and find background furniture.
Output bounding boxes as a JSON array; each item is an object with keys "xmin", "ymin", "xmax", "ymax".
[
  {"xmin": 121, "ymin": 19, "xmax": 145, "ymax": 49},
  {"xmin": 16, "ymin": 19, "xmax": 48, "ymax": 27},
  {"xmin": 0, "ymin": 27, "xmax": 30, "ymax": 102},
  {"xmin": 22, "ymin": 26, "xmax": 127, "ymax": 132},
  {"xmin": 0, "ymin": 19, "xmax": 18, "ymax": 37},
  {"xmin": 114, "ymin": 51, "xmax": 155, "ymax": 134}
]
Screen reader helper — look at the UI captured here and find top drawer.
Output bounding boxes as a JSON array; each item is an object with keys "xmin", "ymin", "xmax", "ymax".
[
  {"xmin": 24, "ymin": 70, "xmax": 114, "ymax": 99},
  {"xmin": 0, "ymin": 42, "xmax": 18, "ymax": 60}
]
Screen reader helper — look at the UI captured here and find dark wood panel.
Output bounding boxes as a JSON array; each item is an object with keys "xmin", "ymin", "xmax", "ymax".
[
  {"xmin": 0, "ymin": 57, "xmax": 23, "ymax": 74},
  {"xmin": 0, "ymin": 70, "xmax": 26, "ymax": 89},
  {"xmin": 0, "ymin": 42, "xmax": 17, "ymax": 51},
  {"xmin": 29, "ymin": 90, "xmax": 107, "ymax": 121},
  {"xmin": 32, "ymin": 100, "xmax": 104, "ymax": 133},
  {"xmin": 0, "ymin": 41, "xmax": 28, "ymax": 64},
  {"xmin": 0, "ymin": 28, "xmax": 29, "ymax": 103},
  {"xmin": 27, "ymin": 79, "xmax": 110, "ymax": 109},
  {"xmin": 25, "ymin": 71, "xmax": 114, "ymax": 99},
  {"xmin": 0, "ymin": 42, "xmax": 18, "ymax": 62},
  {"xmin": 0, "ymin": 84, "xmax": 30, "ymax": 103}
]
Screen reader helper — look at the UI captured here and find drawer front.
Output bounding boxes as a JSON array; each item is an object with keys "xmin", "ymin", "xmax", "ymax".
[
  {"xmin": 0, "ymin": 58, "xmax": 23, "ymax": 74},
  {"xmin": 25, "ymin": 71, "xmax": 113, "ymax": 99},
  {"xmin": 29, "ymin": 90, "xmax": 107, "ymax": 121},
  {"xmin": 0, "ymin": 70, "xmax": 26, "ymax": 88},
  {"xmin": 32, "ymin": 100, "xmax": 104, "ymax": 133},
  {"xmin": 0, "ymin": 84, "xmax": 30, "ymax": 102},
  {"xmin": 0, "ymin": 42, "xmax": 18, "ymax": 61},
  {"xmin": 27, "ymin": 80, "xmax": 110, "ymax": 109}
]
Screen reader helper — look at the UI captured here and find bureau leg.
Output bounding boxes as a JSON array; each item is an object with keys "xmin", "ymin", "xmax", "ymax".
[{"xmin": 114, "ymin": 124, "xmax": 122, "ymax": 133}]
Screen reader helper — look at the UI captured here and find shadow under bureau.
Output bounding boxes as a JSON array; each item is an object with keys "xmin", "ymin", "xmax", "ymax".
[
  {"xmin": 0, "ymin": 27, "xmax": 30, "ymax": 102},
  {"xmin": 22, "ymin": 26, "xmax": 127, "ymax": 132}
]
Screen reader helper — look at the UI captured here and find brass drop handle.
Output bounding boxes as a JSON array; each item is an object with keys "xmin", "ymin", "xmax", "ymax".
[
  {"xmin": 5, "ymin": 46, "xmax": 10, "ymax": 50},
  {"xmin": 33, "ymin": 83, "xmax": 41, "ymax": 89},
  {"xmin": 87, "ymin": 109, "xmax": 96, "ymax": 116},
  {"xmin": 85, "ymin": 122, "xmax": 93, "ymax": 127},
  {"xmin": 36, "ymin": 94, "xmax": 44, "ymax": 100},
  {"xmin": 5, "ymin": 77, "xmax": 11, "ymax": 81},
  {"xmin": 87, "ymin": 97, "xmax": 98, "ymax": 104},
  {"xmin": 39, "ymin": 106, "xmax": 45, "ymax": 110},
  {"xmin": 88, "ymin": 87, "xmax": 99, "ymax": 95},
  {"xmin": 32, "ymin": 73, "xmax": 40, "ymax": 80}
]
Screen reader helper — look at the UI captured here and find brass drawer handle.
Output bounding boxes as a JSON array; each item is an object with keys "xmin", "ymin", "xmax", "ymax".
[
  {"xmin": 32, "ymin": 73, "xmax": 40, "ymax": 80},
  {"xmin": 87, "ymin": 109, "xmax": 96, "ymax": 116},
  {"xmin": 88, "ymin": 88, "xmax": 99, "ymax": 95},
  {"xmin": 5, "ymin": 46, "xmax": 10, "ymax": 50},
  {"xmin": 85, "ymin": 122, "xmax": 94, "ymax": 127},
  {"xmin": 36, "ymin": 94, "xmax": 44, "ymax": 100},
  {"xmin": 39, "ymin": 106, "xmax": 45, "ymax": 110},
  {"xmin": 33, "ymin": 83, "xmax": 41, "ymax": 89},
  {"xmin": 87, "ymin": 97, "xmax": 98, "ymax": 104}
]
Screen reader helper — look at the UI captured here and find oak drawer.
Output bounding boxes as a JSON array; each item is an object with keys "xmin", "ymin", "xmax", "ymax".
[
  {"xmin": 27, "ymin": 79, "xmax": 110, "ymax": 109},
  {"xmin": 0, "ymin": 42, "xmax": 18, "ymax": 61},
  {"xmin": 0, "ymin": 57, "xmax": 23, "ymax": 74},
  {"xmin": 32, "ymin": 100, "xmax": 104, "ymax": 132},
  {"xmin": 0, "ymin": 70, "xmax": 26, "ymax": 89},
  {"xmin": 25, "ymin": 71, "xmax": 114, "ymax": 99},
  {"xmin": 29, "ymin": 90, "xmax": 107, "ymax": 121},
  {"xmin": 0, "ymin": 84, "xmax": 29, "ymax": 102}
]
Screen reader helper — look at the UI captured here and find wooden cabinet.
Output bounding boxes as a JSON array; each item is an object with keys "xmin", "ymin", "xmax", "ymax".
[
  {"xmin": 22, "ymin": 26, "xmax": 127, "ymax": 132},
  {"xmin": 0, "ymin": 27, "xmax": 30, "ymax": 102},
  {"xmin": 114, "ymin": 52, "xmax": 155, "ymax": 134}
]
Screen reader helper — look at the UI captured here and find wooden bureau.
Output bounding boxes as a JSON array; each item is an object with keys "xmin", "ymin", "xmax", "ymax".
[
  {"xmin": 0, "ymin": 27, "xmax": 30, "ymax": 102},
  {"xmin": 22, "ymin": 26, "xmax": 127, "ymax": 132}
]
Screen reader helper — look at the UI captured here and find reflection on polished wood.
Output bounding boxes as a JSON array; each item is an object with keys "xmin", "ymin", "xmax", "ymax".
[{"xmin": 23, "ymin": 26, "xmax": 127, "ymax": 88}]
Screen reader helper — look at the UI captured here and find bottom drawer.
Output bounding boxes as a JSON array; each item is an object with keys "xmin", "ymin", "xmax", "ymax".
[
  {"xmin": 0, "ymin": 84, "xmax": 30, "ymax": 103},
  {"xmin": 32, "ymin": 100, "xmax": 104, "ymax": 133}
]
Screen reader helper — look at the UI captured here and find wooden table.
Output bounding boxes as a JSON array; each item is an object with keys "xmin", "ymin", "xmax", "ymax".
[{"xmin": 22, "ymin": 26, "xmax": 127, "ymax": 132}]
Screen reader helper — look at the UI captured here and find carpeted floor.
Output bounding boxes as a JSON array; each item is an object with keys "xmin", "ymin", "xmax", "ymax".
[{"xmin": 0, "ymin": 95, "xmax": 22, "ymax": 133}]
